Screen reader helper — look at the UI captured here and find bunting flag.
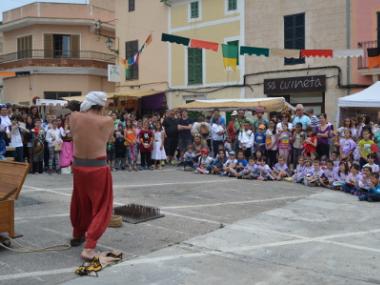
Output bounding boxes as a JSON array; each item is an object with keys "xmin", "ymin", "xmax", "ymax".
[
  {"xmin": 145, "ymin": 34, "xmax": 153, "ymax": 46},
  {"xmin": 222, "ymin": 44, "xmax": 238, "ymax": 71},
  {"xmin": 240, "ymin": 46, "xmax": 269, "ymax": 57},
  {"xmin": 333, "ymin": 49, "xmax": 364, "ymax": 58},
  {"xmin": 367, "ymin": 48, "xmax": 380, "ymax": 69},
  {"xmin": 190, "ymin": 39, "xmax": 219, "ymax": 52},
  {"xmin": 300, "ymin": 49, "xmax": 333, "ymax": 58},
  {"xmin": 161, "ymin": 33, "xmax": 190, "ymax": 46},
  {"xmin": 270, "ymin": 48, "xmax": 300, "ymax": 58}
]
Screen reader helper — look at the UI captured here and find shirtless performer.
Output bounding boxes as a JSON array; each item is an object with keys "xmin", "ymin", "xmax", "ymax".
[{"xmin": 69, "ymin": 91, "xmax": 114, "ymax": 260}]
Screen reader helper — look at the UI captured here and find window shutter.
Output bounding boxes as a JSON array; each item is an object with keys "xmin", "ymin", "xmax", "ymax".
[
  {"xmin": 44, "ymin": 34, "xmax": 53, "ymax": 58},
  {"xmin": 188, "ymin": 48, "xmax": 202, "ymax": 85},
  {"xmin": 125, "ymin": 40, "xmax": 139, "ymax": 80},
  {"xmin": 70, "ymin": 35, "xmax": 80, "ymax": 58}
]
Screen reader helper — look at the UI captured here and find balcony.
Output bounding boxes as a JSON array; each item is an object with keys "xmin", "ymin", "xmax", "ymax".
[
  {"xmin": 358, "ymin": 40, "xmax": 377, "ymax": 70},
  {"xmin": 0, "ymin": 49, "xmax": 116, "ymax": 70}
]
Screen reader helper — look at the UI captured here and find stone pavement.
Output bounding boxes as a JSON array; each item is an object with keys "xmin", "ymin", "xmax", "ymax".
[{"xmin": 0, "ymin": 168, "xmax": 379, "ymax": 285}]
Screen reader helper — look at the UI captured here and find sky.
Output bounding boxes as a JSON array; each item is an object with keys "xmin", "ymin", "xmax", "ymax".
[{"xmin": 0, "ymin": 0, "xmax": 88, "ymax": 21}]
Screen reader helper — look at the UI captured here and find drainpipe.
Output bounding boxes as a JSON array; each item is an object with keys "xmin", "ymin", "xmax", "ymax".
[{"xmin": 346, "ymin": 0, "xmax": 351, "ymax": 93}]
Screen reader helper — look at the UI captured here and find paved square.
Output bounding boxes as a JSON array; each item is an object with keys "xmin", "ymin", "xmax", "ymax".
[{"xmin": 0, "ymin": 169, "xmax": 379, "ymax": 285}]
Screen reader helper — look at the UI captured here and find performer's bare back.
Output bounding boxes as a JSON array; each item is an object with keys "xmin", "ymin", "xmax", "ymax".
[{"xmin": 70, "ymin": 112, "xmax": 113, "ymax": 159}]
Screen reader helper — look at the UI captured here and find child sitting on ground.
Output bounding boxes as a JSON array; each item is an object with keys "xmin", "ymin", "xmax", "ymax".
[
  {"xmin": 304, "ymin": 160, "xmax": 323, "ymax": 187},
  {"xmin": 357, "ymin": 166, "xmax": 372, "ymax": 196},
  {"xmin": 359, "ymin": 172, "xmax": 380, "ymax": 202},
  {"xmin": 238, "ymin": 156, "xmax": 259, "ymax": 179},
  {"xmin": 183, "ymin": 144, "xmax": 197, "ymax": 170},
  {"xmin": 320, "ymin": 160, "xmax": 335, "ymax": 188},
  {"xmin": 257, "ymin": 157, "xmax": 274, "ymax": 181},
  {"xmin": 222, "ymin": 151, "xmax": 238, "ymax": 176},
  {"xmin": 208, "ymin": 149, "xmax": 227, "ymax": 175},
  {"xmin": 342, "ymin": 163, "xmax": 362, "ymax": 194},
  {"xmin": 195, "ymin": 148, "xmax": 213, "ymax": 174},
  {"xmin": 272, "ymin": 156, "xmax": 289, "ymax": 181},
  {"xmin": 363, "ymin": 153, "xmax": 379, "ymax": 174},
  {"xmin": 330, "ymin": 151, "xmax": 340, "ymax": 169},
  {"xmin": 291, "ymin": 156, "xmax": 305, "ymax": 183},
  {"xmin": 229, "ymin": 150, "xmax": 248, "ymax": 177},
  {"xmin": 332, "ymin": 161, "xmax": 349, "ymax": 190}
]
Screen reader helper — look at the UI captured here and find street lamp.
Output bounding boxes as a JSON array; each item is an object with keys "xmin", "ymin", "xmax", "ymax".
[{"xmin": 105, "ymin": 37, "xmax": 119, "ymax": 54}]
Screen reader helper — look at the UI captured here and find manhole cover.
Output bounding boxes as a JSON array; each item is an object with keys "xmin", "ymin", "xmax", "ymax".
[
  {"xmin": 15, "ymin": 196, "xmax": 43, "ymax": 208},
  {"xmin": 114, "ymin": 204, "xmax": 164, "ymax": 224}
]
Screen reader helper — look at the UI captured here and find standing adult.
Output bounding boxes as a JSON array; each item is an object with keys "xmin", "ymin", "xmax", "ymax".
[
  {"xmin": 227, "ymin": 111, "xmax": 238, "ymax": 150},
  {"xmin": 177, "ymin": 110, "xmax": 193, "ymax": 159},
  {"xmin": 69, "ymin": 91, "xmax": 114, "ymax": 260},
  {"xmin": 210, "ymin": 109, "xmax": 226, "ymax": 126},
  {"xmin": 276, "ymin": 112, "xmax": 293, "ymax": 133},
  {"xmin": 0, "ymin": 105, "xmax": 11, "ymax": 160},
  {"xmin": 234, "ymin": 109, "xmax": 246, "ymax": 135},
  {"xmin": 292, "ymin": 104, "xmax": 311, "ymax": 130},
  {"xmin": 306, "ymin": 108, "xmax": 320, "ymax": 132},
  {"xmin": 316, "ymin": 113, "xmax": 332, "ymax": 159},
  {"xmin": 163, "ymin": 110, "xmax": 179, "ymax": 164},
  {"xmin": 252, "ymin": 107, "xmax": 269, "ymax": 130}
]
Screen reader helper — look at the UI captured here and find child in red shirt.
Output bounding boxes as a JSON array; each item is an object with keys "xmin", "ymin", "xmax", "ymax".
[{"xmin": 303, "ymin": 126, "xmax": 318, "ymax": 159}]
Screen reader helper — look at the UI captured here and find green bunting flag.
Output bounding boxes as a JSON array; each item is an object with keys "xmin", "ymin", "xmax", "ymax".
[
  {"xmin": 222, "ymin": 44, "xmax": 238, "ymax": 71},
  {"xmin": 161, "ymin": 33, "xmax": 190, "ymax": 46},
  {"xmin": 240, "ymin": 46, "xmax": 270, "ymax": 57}
]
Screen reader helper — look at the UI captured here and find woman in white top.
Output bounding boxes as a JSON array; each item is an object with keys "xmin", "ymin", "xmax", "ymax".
[{"xmin": 276, "ymin": 112, "xmax": 293, "ymax": 133}]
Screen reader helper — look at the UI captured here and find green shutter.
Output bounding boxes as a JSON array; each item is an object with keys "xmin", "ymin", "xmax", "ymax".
[
  {"xmin": 228, "ymin": 0, "xmax": 237, "ymax": 11},
  {"xmin": 125, "ymin": 40, "xmax": 139, "ymax": 80},
  {"xmin": 188, "ymin": 48, "xmax": 202, "ymax": 85},
  {"xmin": 190, "ymin": 2, "xmax": 199, "ymax": 18}
]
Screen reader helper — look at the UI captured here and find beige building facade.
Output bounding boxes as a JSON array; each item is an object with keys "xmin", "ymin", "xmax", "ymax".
[
  {"xmin": 113, "ymin": 0, "xmax": 169, "ymax": 113},
  {"xmin": 0, "ymin": 1, "xmax": 116, "ymax": 105},
  {"xmin": 244, "ymin": 0, "xmax": 372, "ymax": 123}
]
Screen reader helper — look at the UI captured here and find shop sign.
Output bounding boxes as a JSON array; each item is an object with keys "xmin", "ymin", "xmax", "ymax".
[{"xmin": 264, "ymin": 75, "xmax": 326, "ymax": 94}]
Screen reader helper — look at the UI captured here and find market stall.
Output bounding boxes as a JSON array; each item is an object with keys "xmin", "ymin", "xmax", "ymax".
[{"xmin": 337, "ymin": 81, "xmax": 380, "ymax": 124}]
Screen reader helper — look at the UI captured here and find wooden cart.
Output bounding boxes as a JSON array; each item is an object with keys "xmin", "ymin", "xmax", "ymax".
[{"xmin": 0, "ymin": 161, "xmax": 29, "ymax": 243}]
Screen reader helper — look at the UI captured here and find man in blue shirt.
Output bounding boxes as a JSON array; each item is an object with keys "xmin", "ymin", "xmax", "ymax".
[{"xmin": 292, "ymin": 104, "xmax": 311, "ymax": 130}]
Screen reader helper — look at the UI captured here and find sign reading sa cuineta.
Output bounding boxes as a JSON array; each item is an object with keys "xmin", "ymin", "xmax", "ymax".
[{"xmin": 264, "ymin": 76, "xmax": 326, "ymax": 94}]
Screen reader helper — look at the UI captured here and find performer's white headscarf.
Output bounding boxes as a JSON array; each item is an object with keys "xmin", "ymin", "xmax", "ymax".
[{"xmin": 80, "ymin": 91, "xmax": 107, "ymax": 112}]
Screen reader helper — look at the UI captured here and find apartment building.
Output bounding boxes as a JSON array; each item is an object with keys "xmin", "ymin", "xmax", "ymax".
[
  {"xmin": 166, "ymin": 0, "xmax": 244, "ymax": 108},
  {"xmin": 244, "ymin": 0, "xmax": 379, "ymax": 121},
  {"xmin": 0, "ymin": 1, "xmax": 116, "ymax": 105}
]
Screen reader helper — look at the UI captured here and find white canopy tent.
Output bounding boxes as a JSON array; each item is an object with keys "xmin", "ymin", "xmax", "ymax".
[{"xmin": 337, "ymin": 81, "xmax": 380, "ymax": 124}]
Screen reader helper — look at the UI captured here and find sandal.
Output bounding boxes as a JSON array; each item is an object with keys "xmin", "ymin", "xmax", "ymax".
[{"xmin": 75, "ymin": 257, "xmax": 102, "ymax": 277}]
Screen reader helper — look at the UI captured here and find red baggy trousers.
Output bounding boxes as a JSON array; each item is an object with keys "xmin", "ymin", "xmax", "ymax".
[{"xmin": 70, "ymin": 165, "xmax": 113, "ymax": 249}]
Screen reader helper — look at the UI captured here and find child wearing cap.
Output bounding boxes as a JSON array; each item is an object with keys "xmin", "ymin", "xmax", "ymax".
[
  {"xmin": 229, "ymin": 150, "xmax": 248, "ymax": 177},
  {"xmin": 255, "ymin": 124, "xmax": 266, "ymax": 155}
]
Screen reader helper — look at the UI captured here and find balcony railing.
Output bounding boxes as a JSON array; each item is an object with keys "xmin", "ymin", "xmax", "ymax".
[
  {"xmin": 358, "ymin": 40, "xmax": 377, "ymax": 69},
  {"xmin": 0, "ymin": 49, "xmax": 116, "ymax": 64}
]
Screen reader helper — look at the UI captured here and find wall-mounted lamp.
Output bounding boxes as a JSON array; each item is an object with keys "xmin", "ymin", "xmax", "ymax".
[{"xmin": 105, "ymin": 37, "xmax": 119, "ymax": 54}]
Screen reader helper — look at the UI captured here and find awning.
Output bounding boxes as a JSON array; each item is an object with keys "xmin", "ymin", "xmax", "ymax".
[
  {"xmin": 65, "ymin": 93, "xmax": 114, "ymax": 102},
  {"xmin": 36, "ymin": 99, "xmax": 67, "ymax": 106},
  {"xmin": 110, "ymin": 89, "xmax": 164, "ymax": 99},
  {"xmin": 175, "ymin": 97, "xmax": 294, "ymax": 112}
]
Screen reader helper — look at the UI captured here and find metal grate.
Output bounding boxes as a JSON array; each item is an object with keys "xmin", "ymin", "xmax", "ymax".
[{"xmin": 114, "ymin": 204, "xmax": 164, "ymax": 224}]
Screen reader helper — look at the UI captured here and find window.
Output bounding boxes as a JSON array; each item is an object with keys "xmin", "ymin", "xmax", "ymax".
[
  {"xmin": 377, "ymin": 12, "xmax": 380, "ymax": 43},
  {"xmin": 44, "ymin": 34, "xmax": 79, "ymax": 58},
  {"xmin": 128, "ymin": 0, "xmax": 135, "ymax": 12},
  {"xmin": 125, "ymin": 40, "xmax": 139, "ymax": 80},
  {"xmin": 190, "ymin": 1, "xmax": 199, "ymax": 19},
  {"xmin": 227, "ymin": 40, "xmax": 239, "ymax": 65},
  {"xmin": 44, "ymin": 91, "xmax": 81, "ymax": 100},
  {"xmin": 227, "ymin": 0, "xmax": 237, "ymax": 11},
  {"xmin": 284, "ymin": 13, "xmax": 305, "ymax": 65},
  {"xmin": 17, "ymin": 35, "xmax": 32, "ymax": 59},
  {"xmin": 188, "ymin": 48, "xmax": 202, "ymax": 85}
]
